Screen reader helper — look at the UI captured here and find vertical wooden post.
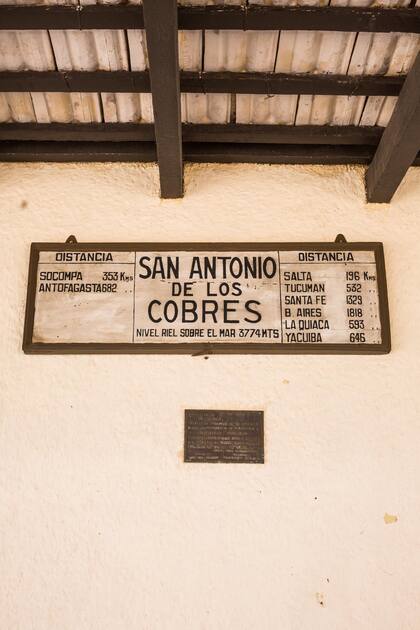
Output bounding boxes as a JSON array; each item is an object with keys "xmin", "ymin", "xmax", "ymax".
[
  {"xmin": 366, "ymin": 51, "xmax": 420, "ymax": 203},
  {"xmin": 143, "ymin": 0, "xmax": 183, "ymax": 198}
]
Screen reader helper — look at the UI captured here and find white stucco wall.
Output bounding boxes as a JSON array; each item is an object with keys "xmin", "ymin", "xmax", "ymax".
[{"xmin": 1, "ymin": 161, "xmax": 420, "ymax": 630}]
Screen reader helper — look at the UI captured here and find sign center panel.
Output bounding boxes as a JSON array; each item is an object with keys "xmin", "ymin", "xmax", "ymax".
[{"xmin": 133, "ymin": 251, "xmax": 281, "ymax": 343}]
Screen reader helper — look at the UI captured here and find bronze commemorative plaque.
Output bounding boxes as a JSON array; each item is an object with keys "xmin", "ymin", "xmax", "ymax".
[{"xmin": 184, "ymin": 410, "xmax": 264, "ymax": 464}]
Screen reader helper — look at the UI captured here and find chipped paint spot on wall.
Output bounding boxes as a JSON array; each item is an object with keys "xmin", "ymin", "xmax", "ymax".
[{"xmin": 384, "ymin": 513, "xmax": 398, "ymax": 524}]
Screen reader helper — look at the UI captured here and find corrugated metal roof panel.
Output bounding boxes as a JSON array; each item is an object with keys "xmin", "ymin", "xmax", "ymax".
[
  {"xmin": 237, "ymin": 29, "xmax": 419, "ymax": 125},
  {"xmin": 49, "ymin": 29, "xmax": 153, "ymax": 122},
  {"xmin": 182, "ymin": 93, "xmax": 232, "ymax": 122},
  {"xmin": 0, "ymin": 30, "xmax": 55, "ymax": 70},
  {"xmin": 179, "ymin": 30, "xmax": 202, "ymax": 71},
  {"xmin": 1, "ymin": 3, "xmax": 419, "ymax": 126},
  {"xmin": 196, "ymin": 29, "xmax": 282, "ymax": 123},
  {"xmin": 204, "ymin": 30, "xmax": 279, "ymax": 71},
  {"xmin": 0, "ymin": 26, "xmax": 153, "ymax": 122},
  {"xmin": 0, "ymin": 29, "xmax": 72, "ymax": 122},
  {"xmin": 352, "ymin": 31, "xmax": 419, "ymax": 126}
]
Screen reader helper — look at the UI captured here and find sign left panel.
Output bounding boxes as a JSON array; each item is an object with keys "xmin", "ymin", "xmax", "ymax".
[{"xmin": 33, "ymin": 251, "xmax": 136, "ymax": 343}]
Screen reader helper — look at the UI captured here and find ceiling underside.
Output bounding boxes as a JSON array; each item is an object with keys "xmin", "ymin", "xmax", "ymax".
[
  {"xmin": 0, "ymin": 0, "xmax": 419, "ymax": 202},
  {"xmin": 1, "ymin": 0, "xmax": 420, "ymax": 125}
]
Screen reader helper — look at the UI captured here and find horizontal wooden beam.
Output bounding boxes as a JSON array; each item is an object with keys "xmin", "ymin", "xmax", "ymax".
[
  {"xmin": 182, "ymin": 124, "xmax": 384, "ymax": 146},
  {"xmin": 181, "ymin": 71, "xmax": 404, "ymax": 96},
  {"xmin": 0, "ymin": 141, "xmax": 157, "ymax": 162},
  {"xmin": 0, "ymin": 70, "xmax": 405, "ymax": 96},
  {"xmin": 0, "ymin": 4, "xmax": 145, "ymax": 29},
  {"xmin": 0, "ymin": 4, "xmax": 419, "ymax": 32},
  {"xmin": 183, "ymin": 144, "xmax": 420, "ymax": 165},
  {"xmin": 0, "ymin": 123, "xmax": 384, "ymax": 146},
  {"xmin": 366, "ymin": 51, "xmax": 420, "ymax": 202},
  {"xmin": 1, "ymin": 141, "xmax": 419, "ymax": 166},
  {"xmin": 0, "ymin": 123, "xmax": 156, "ymax": 142},
  {"xmin": 178, "ymin": 5, "xmax": 420, "ymax": 32},
  {"xmin": 184, "ymin": 143, "xmax": 377, "ymax": 165},
  {"xmin": 0, "ymin": 71, "xmax": 151, "ymax": 93}
]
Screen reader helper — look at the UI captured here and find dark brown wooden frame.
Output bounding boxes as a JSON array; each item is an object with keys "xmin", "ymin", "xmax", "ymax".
[
  {"xmin": 366, "ymin": 51, "xmax": 420, "ymax": 202},
  {"xmin": 0, "ymin": 123, "xmax": 384, "ymax": 145},
  {"xmin": 1, "ymin": 5, "xmax": 419, "ymax": 32},
  {"xmin": 0, "ymin": 70, "xmax": 405, "ymax": 96},
  {"xmin": 23, "ymin": 240, "xmax": 391, "ymax": 355},
  {"xmin": 143, "ymin": 0, "xmax": 183, "ymax": 198}
]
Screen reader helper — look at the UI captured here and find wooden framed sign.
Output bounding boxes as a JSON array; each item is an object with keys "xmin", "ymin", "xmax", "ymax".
[{"xmin": 23, "ymin": 237, "xmax": 391, "ymax": 355}]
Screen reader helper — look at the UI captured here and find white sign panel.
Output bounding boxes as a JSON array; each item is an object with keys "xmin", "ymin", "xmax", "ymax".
[{"xmin": 23, "ymin": 242, "xmax": 390, "ymax": 354}]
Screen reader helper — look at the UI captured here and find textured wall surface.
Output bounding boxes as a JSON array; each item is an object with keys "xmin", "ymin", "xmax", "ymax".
[{"xmin": 1, "ymin": 162, "xmax": 420, "ymax": 630}]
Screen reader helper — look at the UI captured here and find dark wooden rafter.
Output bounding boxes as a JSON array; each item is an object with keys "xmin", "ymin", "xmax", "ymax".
[
  {"xmin": 143, "ymin": 0, "xmax": 183, "ymax": 198},
  {"xmin": 0, "ymin": 142, "xmax": 156, "ymax": 162},
  {"xmin": 178, "ymin": 5, "xmax": 420, "ymax": 32},
  {"xmin": 0, "ymin": 4, "xmax": 145, "ymax": 29},
  {"xmin": 0, "ymin": 123, "xmax": 384, "ymax": 146},
  {"xmin": 0, "ymin": 4, "xmax": 419, "ymax": 32},
  {"xmin": 0, "ymin": 70, "xmax": 405, "ymax": 96},
  {"xmin": 366, "ymin": 51, "xmax": 420, "ymax": 202},
  {"xmin": 181, "ymin": 124, "xmax": 383, "ymax": 146},
  {"xmin": 0, "ymin": 71, "xmax": 150, "ymax": 93},
  {"xmin": 180, "ymin": 71, "xmax": 404, "ymax": 96},
  {"xmin": 1, "ymin": 141, "xmax": 419, "ymax": 166},
  {"xmin": 183, "ymin": 144, "xmax": 412, "ymax": 165}
]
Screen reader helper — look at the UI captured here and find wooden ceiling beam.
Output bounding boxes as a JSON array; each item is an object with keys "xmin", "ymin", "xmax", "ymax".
[
  {"xmin": 0, "ymin": 4, "xmax": 144, "ymax": 29},
  {"xmin": 184, "ymin": 144, "xmax": 420, "ymax": 166},
  {"xmin": 1, "ymin": 141, "xmax": 419, "ymax": 166},
  {"xmin": 0, "ymin": 70, "xmax": 405, "ymax": 97},
  {"xmin": 0, "ymin": 123, "xmax": 384, "ymax": 146},
  {"xmin": 182, "ymin": 125, "xmax": 383, "ymax": 146},
  {"xmin": 366, "ymin": 51, "xmax": 420, "ymax": 202},
  {"xmin": 0, "ymin": 71, "xmax": 151, "ymax": 93},
  {"xmin": 0, "ymin": 4, "xmax": 419, "ymax": 32},
  {"xmin": 0, "ymin": 141, "xmax": 157, "ymax": 162},
  {"xmin": 180, "ymin": 71, "xmax": 403, "ymax": 96},
  {"xmin": 143, "ymin": 0, "xmax": 183, "ymax": 199},
  {"xmin": 179, "ymin": 5, "xmax": 420, "ymax": 32},
  {"xmin": 184, "ymin": 144, "xmax": 383, "ymax": 165}
]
